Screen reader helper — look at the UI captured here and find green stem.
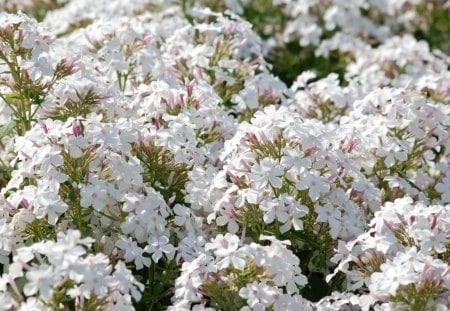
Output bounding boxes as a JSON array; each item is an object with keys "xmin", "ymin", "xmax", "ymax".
[{"xmin": 148, "ymin": 261, "xmax": 156, "ymax": 309}]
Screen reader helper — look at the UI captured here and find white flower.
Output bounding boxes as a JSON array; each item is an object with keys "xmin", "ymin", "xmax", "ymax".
[
  {"xmin": 250, "ymin": 158, "xmax": 284, "ymax": 190},
  {"xmin": 435, "ymin": 175, "xmax": 450, "ymax": 203},
  {"xmin": 33, "ymin": 191, "xmax": 68, "ymax": 225},
  {"xmin": 415, "ymin": 228, "xmax": 447, "ymax": 254},
  {"xmin": 23, "ymin": 265, "xmax": 58, "ymax": 301},
  {"xmin": 17, "ymin": 297, "xmax": 47, "ymax": 311},
  {"xmin": 72, "ymin": 254, "xmax": 114, "ymax": 298},
  {"xmin": 296, "ymin": 173, "xmax": 330, "ymax": 201},
  {"xmin": 370, "ymin": 262, "xmax": 418, "ymax": 296},
  {"xmin": 239, "ymin": 282, "xmax": 278, "ymax": 309},
  {"xmin": 376, "ymin": 142, "xmax": 408, "ymax": 168},
  {"xmin": 205, "ymin": 233, "xmax": 247, "ymax": 270},
  {"xmin": 280, "ymin": 147, "xmax": 311, "ymax": 173},
  {"xmin": 112, "ymin": 261, "xmax": 145, "ymax": 301},
  {"xmin": 173, "ymin": 204, "xmax": 190, "ymax": 226},
  {"xmin": 116, "ymin": 237, "xmax": 151, "ymax": 270},
  {"xmin": 20, "ymin": 55, "xmax": 53, "ymax": 81},
  {"xmin": 260, "ymin": 197, "xmax": 289, "ymax": 224},
  {"xmin": 121, "ymin": 213, "xmax": 149, "ymax": 243},
  {"xmin": 280, "ymin": 203, "xmax": 308, "ymax": 233},
  {"xmin": 145, "ymin": 236, "xmax": 175, "ymax": 263},
  {"xmin": 352, "ymin": 179, "xmax": 380, "ymax": 202},
  {"xmin": 80, "ymin": 179, "xmax": 111, "ymax": 212}
]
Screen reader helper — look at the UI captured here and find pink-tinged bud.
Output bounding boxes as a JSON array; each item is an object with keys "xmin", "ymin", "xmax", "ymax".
[
  {"xmin": 353, "ymin": 256, "xmax": 366, "ymax": 271},
  {"xmin": 240, "ymin": 159, "xmax": 251, "ymax": 172},
  {"xmin": 17, "ymin": 29, "xmax": 24, "ymax": 42},
  {"xmin": 366, "ymin": 249, "xmax": 380, "ymax": 267},
  {"xmin": 226, "ymin": 170, "xmax": 240, "ymax": 184},
  {"xmin": 73, "ymin": 184, "xmax": 80, "ymax": 196},
  {"xmin": 7, "ymin": 276, "xmax": 22, "ymax": 299},
  {"xmin": 42, "ymin": 34, "xmax": 52, "ymax": 43},
  {"xmin": 194, "ymin": 67, "xmax": 204, "ymax": 80},
  {"xmin": 403, "ymin": 80, "xmax": 412, "ymax": 90},
  {"xmin": 383, "ymin": 219, "xmax": 396, "ymax": 233},
  {"xmin": 42, "ymin": 123, "xmax": 48, "ymax": 134},
  {"xmin": 155, "ymin": 118, "xmax": 161, "ymax": 131},
  {"xmin": 240, "ymin": 137, "xmax": 249, "ymax": 147},
  {"xmin": 68, "ymin": 62, "xmax": 81, "ymax": 75},
  {"xmin": 327, "ymin": 172, "xmax": 338, "ymax": 181},
  {"xmin": 259, "ymin": 132, "xmax": 269, "ymax": 144},
  {"xmin": 337, "ymin": 164, "xmax": 345, "ymax": 175},
  {"xmin": 240, "ymin": 225, "xmax": 246, "ymax": 246},
  {"xmin": 21, "ymin": 171, "xmax": 36, "ymax": 179},
  {"xmin": 249, "ymin": 57, "xmax": 260, "ymax": 66},
  {"xmin": 73, "ymin": 121, "xmax": 81, "ymax": 137},
  {"xmin": 347, "ymin": 139, "xmax": 359, "ymax": 153},
  {"xmin": 34, "ymin": 251, "xmax": 44, "ymax": 264},
  {"xmin": 214, "ymin": 158, "xmax": 221, "ymax": 167},
  {"xmin": 194, "ymin": 100, "xmax": 200, "ymax": 110},
  {"xmin": 246, "ymin": 133, "xmax": 257, "ymax": 145},
  {"xmin": 118, "ymin": 249, "xmax": 126, "ymax": 258},
  {"xmin": 137, "ymin": 131, "xmax": 144, "ymax": 144},
  {"xmin": 425, "ymin": 111, "xmax": 434, "ymax": 119},
  {"xmin": 179, "ymin": 94, "xmax": 185, "ymax": 106},
  {"xmin": 5, "ymin": 199, "xmax": 15, "ymax": 211},
  {"xmin": 439, "ymin": 268, "xmax": 448, "ymax": 283},
  {"xmin": 425, "ymin": 126, "xmax": 437, "ymax": 136},
  {"xmin": 20, "ymin": 199, "xmax": 29, "ymax": 209},
  {"xmin": 211, "ymin": 120, "xmax": 217, "ymax": 131},
  {"xmin": 186, "ymin": 83, "xmax": 194, "ymax": 97},
  {"xmin": 305, "ymin": 146, "xmax": 318, "ymax": 157},
  {"xmin": 390, "ymin": 187, "xmax": 399, "ymax": 200},
  {"xmin": 99, "ymin": 93, "xmax": 113, "ymax": 100},
  {"xmin": 357, "ymin": 191, "xmax": 365, "ymax": 201},
  {"xmin": 166, "ymin": 97, "xmax": 174, "ymax": 110},
  {"xmin": 396, "ymin": 212, "xmax": 407, "ymax": 225},
  {"xmin": 430, "ymin": 215, "xmax": 438, "ymax": 230},
  {"xmin": 20, "ymin": 150, "xmax": 32, "ymax": 160},
  {"xmin": 213, "ymin": 77, "xmax": 224, "ymax": 88},
  {"xmin": 3, "ymin": 204, "xmax": 14, "ymax": 214}
]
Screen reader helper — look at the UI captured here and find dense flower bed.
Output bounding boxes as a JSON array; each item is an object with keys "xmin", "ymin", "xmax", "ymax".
[{"xmin": 0, "ymin": 1, "xmax": 449, "ymax": 310}]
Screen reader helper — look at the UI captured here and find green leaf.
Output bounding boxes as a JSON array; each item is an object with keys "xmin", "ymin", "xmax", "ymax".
[
  {"xmin": 3, "ymin": 93, "xmax": 20, "ymax": 103},
  {"xmin": 0, "ymin": 120, "xmax": 17, "ymax": 139}
]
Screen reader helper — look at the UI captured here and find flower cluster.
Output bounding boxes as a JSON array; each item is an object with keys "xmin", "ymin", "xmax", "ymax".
[
  {"xmin": 0, "ymin": 229, "xmax": 143, "ymax": 310},
  {"xmin": 171, "ymin": 234, "xmax": 311, "ymax": 310},
  {"xmin": 329, "ymin": 197, "xmax": 450, "ymax": 310},
  {"xmin": 0, "ymin": 1, "xmax": 448, "ymax": 310}
]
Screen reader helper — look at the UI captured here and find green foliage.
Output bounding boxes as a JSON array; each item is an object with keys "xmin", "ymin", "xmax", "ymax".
[
  {"xmin": 133, "ymin": 142, "xmax": 190, "ymax": 205},
  {"xmin": 46, "ymin": 89, "xmax": 103, "ymax": 122},
  {"xmin": 202, "ymin": 261, "xmax": 266, "ymax": 310},
  {"xmin": 135, "ymin": 259, "xmax": 179, "ymax": 311}
]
